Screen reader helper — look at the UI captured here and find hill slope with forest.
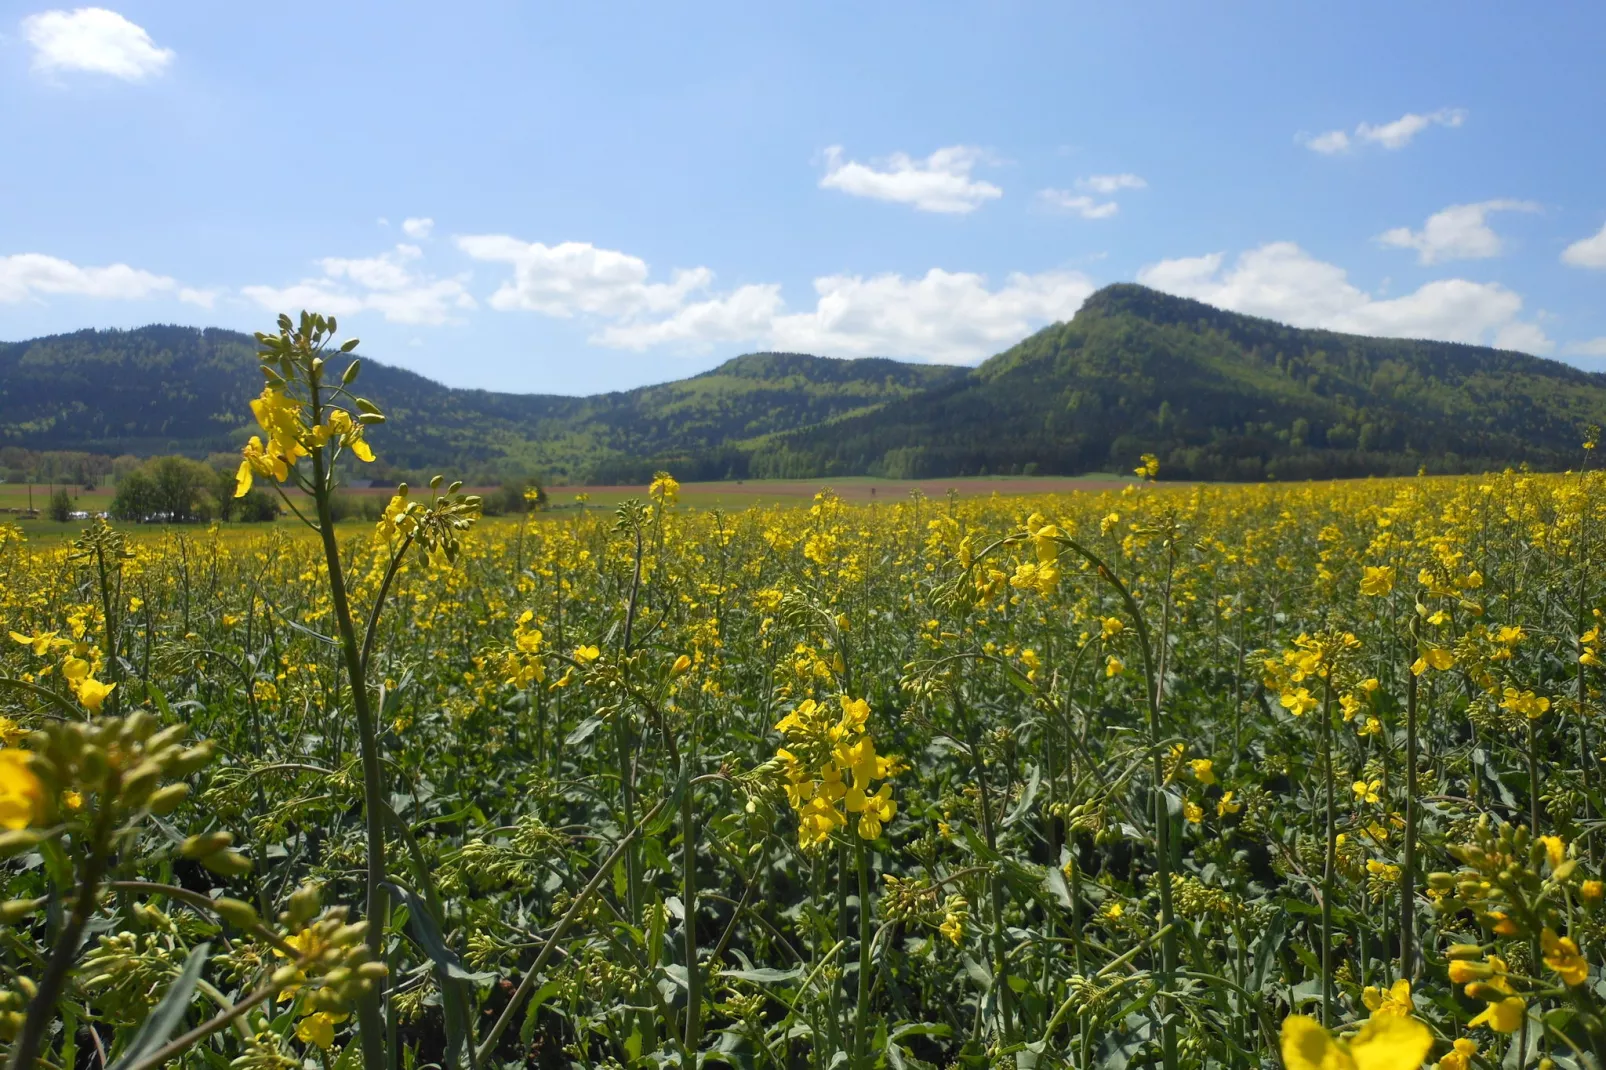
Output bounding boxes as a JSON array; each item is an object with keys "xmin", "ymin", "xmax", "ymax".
[
  {"xmin": 751, "ymin": 285, "xmax": 1606, "ymax": 480},
  {"xmin": 5, "ymin": 285, "xmax": 1605, "ymax": 484},
  {"xmin": 0, "ymin": 326, "xmax": 960, "ymax": 482}
]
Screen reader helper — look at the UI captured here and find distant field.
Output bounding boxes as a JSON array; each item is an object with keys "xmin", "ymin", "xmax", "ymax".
[
  {"xmin": 545, "ymin": 473, "xmax": 1138, "ymax": 508},
  {"xmin": 0, "ymin": 474, "xmax": 1139, "ymax": 540}
]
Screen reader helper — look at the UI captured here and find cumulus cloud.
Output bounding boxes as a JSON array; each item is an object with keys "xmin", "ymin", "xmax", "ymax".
[
  {"xmin": 1303, "ymin": 108, "xmax": 1465, "ymax": 154},
  {"xmin": 0, "ymin": 252, "xmax": 206, "ymax": 305},
  {"xmin": 1377, "ymin": 200, "xmax": 1538, "ymax": 265},
  {"xmin": 818, "ymin": 145, "xmax": 1002, "ymax": 214},
  {"xmin": 401, "ymin": 217, "xmax": 434, "ymax": 239},
  {"xmin": 464, "ymin": 234, "xmax": 1089, "ymax": 362},
  {"xmin": 1562, "ymin": 222, "xmax": 1606, "ymax": 269},
  {"xmin": 1566, "ymin": 338, "xmax": 1606, "ymax": 358},
  {"xmin": 22, "ymin": 8, "xmax": 173, "ymax": 80},
  {"xmin": 457, "ymin": 235, "xmax": 713, "ymax": 318},
  {"xmin": 764, "ymin": 269, "xmax": 1093, "ymax": 362},
  {"xmin": 242, "ymin": 244, "xmax": 475, "ymax": 325},
  {"xmin": 1037, "ymin": 190, "xmax": 1120, "ymax": 219},
  {"xmin": 1137, "ymin": 241, "xmax": 1551, "ymax": 354}
]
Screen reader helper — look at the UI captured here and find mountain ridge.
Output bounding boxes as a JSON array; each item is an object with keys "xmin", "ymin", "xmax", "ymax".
[{"xmin": 4, "ymin": 285, "xmax": 1603, "ymax": 483}]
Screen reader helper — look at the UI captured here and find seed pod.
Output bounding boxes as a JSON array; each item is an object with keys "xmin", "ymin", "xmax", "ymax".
[
  {"xmin": 1426, "ymin": 871, "xmax": 1456, "ymax": 891},
  {"xmin": 145, "ymin": 725, "xmax": 187, "ymax": 754},
  {"xmin": 201, "ymin": 849, "xmax": 253, "ymax": 878},
  {"xmin": 119, "ymin": 760, "xmax": 162, "ymax": 807},
  {"xmin": 181, "ymin": 831, "xmax": 234, "ymax": 859},
  {"xmin": 1447, "ymin": 943, "xmax": 1485, "ymax": 960},
  {"xmin": 213, "ymin": 898, "xmax": 259, "ymax": 929},
  {"xmin": 356, "ymin": 961, "xmax": 388, "ymax": 981},
  {"xmin": 79, "ymin": 745, "xmax": 108, "ymax": 785},
  {"xmin": 1553, "ymin": 859, "xmax": 1578, "ymax": 883},
  {"xmin": 286, "ymin": 885, "xmax": 322, "ymax": 927},
  {"xmin": 271, "ymin": 964, "xmax": 302, "ymax": 989},
  {"xmin": 331, "ymin": 921, "xmax": 368, "ymax": 947},
  {"xmin": 146, "ymin": 783, "xmax": 190, "ymax": 815},
  {"xmin": 121, "ymin": 710, "xmax": 156, "ymax": 743},
  {"xmin": 167, "ymin": 742, "xmax": 216, "ymax": 777},
  {"xmin": 0, "ymin": 898, "xmax": 46, "ymax": 924}
]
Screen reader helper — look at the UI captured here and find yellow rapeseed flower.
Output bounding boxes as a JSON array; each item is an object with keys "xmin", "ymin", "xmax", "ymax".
[
  {"xmin": 1280, "ymin": 1014, "xmax": 1430, "ymax": 1070},
  {"xmin": 0, "ymin": 750, "xmax": 45, "ymax": 830}
]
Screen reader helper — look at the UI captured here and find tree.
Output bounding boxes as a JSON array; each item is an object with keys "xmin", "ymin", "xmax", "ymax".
[
  {"xmin": 111, "ymin": 456, "xmax": 217, "ymax": 522},
  {"xmin": 48, "ymin": 486, "xmax": 71, "ymax": 523}
]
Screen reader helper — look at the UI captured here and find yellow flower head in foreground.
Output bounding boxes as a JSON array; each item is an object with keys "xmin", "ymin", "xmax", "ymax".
[
  {"xmin": 296, "ymin": 1010, "xmax": 349, "ymax": 1049},
  {"xmin": 1498, "ymin": 687, "xmax": 1549, "ymax": 720},
  {"xmin": 1361, "ymin": 978, "xmax": 1412, "ymax": 1018},
  {"xmin": 649, "ymin": 471, "xmax": 680, "ymax": 505},
  {"xmin": 1189, "ymin": 758, "xmax": 1216, "ymax": 785},
  {"xmin": 0, "ymin": 750, "xmax": 45, "ymax": 831},
  {"xmin": 1281, "ymin": 1014, "xmax": 1431, "ymax": 1070},
  {"xmin": 1436, "ymin": 1038, "xmax": 1478, "ymax": 1070},
  {"xmin": 1542, "ymin": 928, "xmax": 1589, "ymax": 986},
  {"xmin": 1134, "ymin": 453, "xmax": 1160, "ymax": 480},
  {"xmin": 1360, "ymin": 565, "xmax": 1396, "ymax": 597}
]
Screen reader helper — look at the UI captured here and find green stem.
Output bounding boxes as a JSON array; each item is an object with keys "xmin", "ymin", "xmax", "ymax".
[
  {"xmin": 307, "ymin": 374, "xmax": 389, "ymax": 1070},
  {"xmin": 852, "ymin": 841, "xmax": 873, "ymax": 1068},
  {"xmin": 1320, "ymin": 676, "xmax": 1336, "ymax": 1028}
]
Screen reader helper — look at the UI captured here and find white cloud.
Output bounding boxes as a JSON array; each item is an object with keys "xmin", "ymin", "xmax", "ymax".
[
  {"xmin": 593, "ymin": 285, "xmax": 786, "ymax": 350},
  {"xmin": 1358, "ymin": 108, "xmax": 1466, "ymax": 148},
  {"xmin": 1079, "ymin": 173, "xmax": 1146, "ymax": 194},
  {"xmin": 1565, "ymin": 337, "xmax": 1606, "ymax": 358},
  {"xmin": 456, "ymin": 235, "xmax": 713, "ymax": 317},
  {"xmin": 1562, "ymin": 222, "xmax": 1606, "ymax": 268},
  {"xmin": 22, "ymin": 7, "xmax": 173, "ymax": 80},
  {"xmin": 242, "ymin": 244, "xmax": 475, "ymax": 326},
  {"xmin": 401, "ymin": 217, "xmax": 434, "ymax": 239},
  {"xmin": 764, "ymin": 269, "xmax": 1093, "ymax": 362},
  {"xmin": 1137, "ymin": 241, "xmax": 1552, "ymax": 354},
  {"xmin": 818, "ymin": 145, "xmax": 1002, "ymax": 214},
  {"xmin": 466, "ymin": 233, "xmax": 1090, "ymax": 362},
  {"xmin": 0, "ymin": 251, "xmax": 206, "ymax": 304},
  {"xmin": 1377, "ymin": 200, "xmax": 1538, "ymax": 265},
  {"xmin": 1303, "ymin": 108, "xmax": 1465, "ymax": 153},
  {"xmin": 1304, "ymin": 130, "xmax": 1351, "ymax": 155},
  {"xmin": 600, "ymin": 269, "xmax": 1093, "ymax": 362},
  {"xmin": 1037, "ymin": 190, "xmax": 1120, "ymax": 219}
]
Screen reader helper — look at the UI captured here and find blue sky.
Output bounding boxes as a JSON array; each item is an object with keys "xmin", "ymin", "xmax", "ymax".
[{"xmin": 3, "ymin": 3, "xmax": 1605, "ymax": 395}]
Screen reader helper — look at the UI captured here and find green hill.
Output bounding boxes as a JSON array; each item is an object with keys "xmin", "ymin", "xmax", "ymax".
[
  {"xmin": 0, "ymin": 326, "xmax": 960, "ymax": 483},
  {"xmin": 749, "ymin": 284, "xmax": 1606, "ymax": 480},
  {"xmin": 5, "ymin": 285, "xmax": 1605, "ymax": 484}
]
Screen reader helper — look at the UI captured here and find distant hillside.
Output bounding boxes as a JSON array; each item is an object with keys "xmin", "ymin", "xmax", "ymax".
[
  {"xmin": 6, "ymin": 286, "xmax": 1605, "ymax": 484},
  {"xmin": 0, "ymin": 326, "xmax": 959, "ymax": 482},
  {"xmin": 749, "ymin": 285, "xmax": 1606, "ymax": 480}
]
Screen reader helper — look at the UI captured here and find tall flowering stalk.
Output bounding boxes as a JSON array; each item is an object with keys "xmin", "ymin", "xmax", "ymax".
[{"xmin": 234, "ymin": 312, "xmax": 479, "ymax": 1070}]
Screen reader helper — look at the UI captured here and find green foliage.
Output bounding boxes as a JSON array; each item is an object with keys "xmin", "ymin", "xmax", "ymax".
[
  {"xmin": 110, "ymin": 456, "xmax": 220, "ymax": 523},
  {"xmin": 46, "ymin": 486, "xmax": 72, "ymax": 523}
]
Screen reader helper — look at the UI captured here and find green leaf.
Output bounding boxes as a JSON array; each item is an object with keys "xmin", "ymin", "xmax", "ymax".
[
  {"xmin": 565, "ymin": 715, "xmax": 605, "ymax": 746},
  {"xmin": 721, "ymin": 965, "xmax": 803, "ymax": 984},
  {"xmin": 108, "ymin": 942, "xmax": 210, "ymax": 1070}
]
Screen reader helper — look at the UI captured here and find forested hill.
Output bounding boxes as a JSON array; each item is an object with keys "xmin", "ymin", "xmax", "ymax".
[
  {"xmin": 752, "ymin": 285, "xmax": 1606, "ymax": 480},
  {"xmin": 6, "ymin": 286, "xmax": 1606, "ymax": 483},
  {"xmin": 0, "ymin": 325, "xmax": 959, "ymax": 482}
]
